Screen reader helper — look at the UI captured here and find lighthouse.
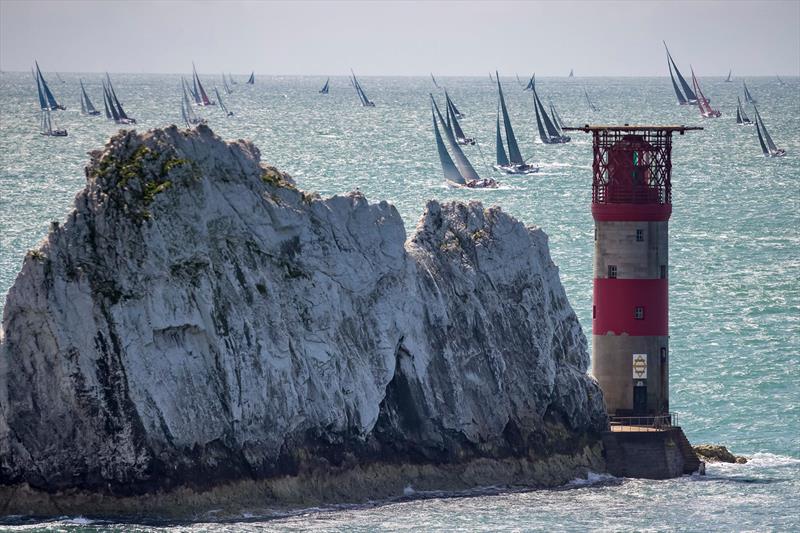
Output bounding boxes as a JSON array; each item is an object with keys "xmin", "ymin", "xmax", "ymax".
[{"xmin": 567, "ymin": 125, "xmax": 700, "ymax": 419}]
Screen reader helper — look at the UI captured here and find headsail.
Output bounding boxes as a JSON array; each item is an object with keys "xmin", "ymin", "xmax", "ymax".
[
  {"xmin": 431, "ymin": 95, "xmax": 480, "ymax": 182},
  {"xmin": 754, "ymin": 119, "xmax": 769, "ymax": 156},
  {"xmin": 549, "ymin": 102, "xmax": 564, "ymax": 132},
  {"xmin": 432, "ymin": 104, "xmax": 465, "ymax": 185},
  {"xmin": 691, "ymin": 67, "xmax": 721, "ymax": 118},
  {"xmin": 496, "ymin": 71, "xmax": 524, "ymax": 165},
  {"xmin": 495, "ymin": 108, "xmax": 509, "ymax": 167},
  {"xmin": 532, "ymin": 86, "xmax": 562, "ymax": 142},
  {"xmin": 737, "ymin": 96, "xmax": 751, "ymax": 124},
  {"xmin": 445, "ymin": 91, "xmax": 463, "ymax": 119},
  {"xmin": 446, "ymin": 92, "xmax": 468, "ymax": 141},
  {"xmin": 663, "ymin": 42, "xmax": 697, "ymax": 103}
]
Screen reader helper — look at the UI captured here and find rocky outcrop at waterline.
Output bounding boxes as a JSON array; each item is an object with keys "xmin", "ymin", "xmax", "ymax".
[
  {"xmin": 0, "ymin": 125, "xmax": 607, "ymax": 516},
  {"xmin": 693, "ymin": 445, "xmax": 748, "ymax": 464}
]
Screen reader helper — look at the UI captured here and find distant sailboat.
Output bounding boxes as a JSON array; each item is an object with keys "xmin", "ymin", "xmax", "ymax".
[
  {"xmin": 584, "ymin": 86, "xmax": 598, "ymax": 111},
  {"xmin": 246, "ymin": 71, "xmax": 255, "ymax": 84},
  {"xmin": 319, "ymin": 77, "xmax": 330, "ymax": 94},
  {"xmin": 494, "ymin": 72, "xmax": 538, "ymax": 174},
  {"xmin": 753, "ymin": 105, "xmax": 785, "ymax": 157},
  {"xmin": 725, "ymin": 69, "xmax": 732, "ymax": 82},
  {"xmin": 735, "ymin": 96, "xmax": 752, "ymax": 125},
  {"xmin": 776, "ymin": 75, "xmax": 787, "ymax": 86},
  {"xmin": 524, "ymin": 74, "xmax": 535, "ymax": 91},
  {"xmin": 532, "ymin": 85, "xmax": 571, "ymax": 143},
  {"xmin": 34, "ymin": 61, "xmax": 65, "ymax": 110},
  {"xmin": 431, "ymin": 73, "xmax": 439, "ymax": 88},
  {"xmin": 79, "ymin": 79, "xmax": 100, "ymax": 116},
  {"xmin": 181, "ymin": 78, "xmax": 206, "ymax": 126},
  {"xmin": 229, "ymin": 73, "xmax": 238, "ymax": 85},
  {"xmin": 35, "ymin": 72, "xmax": 66, "ymax": 136},
  {"xmin": 104, "ymin": 74, "xmax": 136, "ymax": 124},
  {"xmin": 445, "ymin": 91, "xmax": 464, "ymax": 119},
  {"xmin": 691, "ymin": 67, "xmax": 721, "ymax": 118},
  {"xmin": 214, "ymin": 87, "xmax": 233, "ymax": 116},
  {"xmin": 743, "ymin": 81, "xmax": 756, "ymax": 104},
  {"xmin": 431, "ymin": 95, "xmax": 497, "ymax": 188},
  {"xmin": 445, "ymin": 90, "xmax": 474, "ymax": 145},
  {"xmin": 569, "ymin": 68, "xmax": 574, "ymax": 78},
  {"xmin": 222, "ymin": 74, "xmax": 233, "ymax": 95},
  {"xmin": 351, "ymin": 70, "xmax": 375, "ymax": 107},
  {"xmin": 192, "ymin": 63, "xmax": 215, "ymax": 106},
  {"xmin": 664, "ymin": 42, "xmax": 697, "ymax": 105}
]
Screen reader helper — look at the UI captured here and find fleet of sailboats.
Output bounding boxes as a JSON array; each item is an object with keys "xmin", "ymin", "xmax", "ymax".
[{"xmin": 690, "ymin": 67, "xmax": 721, "ymax": 118}]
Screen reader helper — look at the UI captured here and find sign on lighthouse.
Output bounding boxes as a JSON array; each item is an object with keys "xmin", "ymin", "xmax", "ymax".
[{"xmin": 632, "ymin": 354, "xmax": 647, "ymax": 379}]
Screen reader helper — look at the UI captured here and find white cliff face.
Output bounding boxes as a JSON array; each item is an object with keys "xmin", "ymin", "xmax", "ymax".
[{"xmin": 0, "ymin": 125, "xmax": 606, "ymax": 496}]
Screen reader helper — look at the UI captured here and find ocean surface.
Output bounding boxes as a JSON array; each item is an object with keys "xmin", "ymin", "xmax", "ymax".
[{"xmin": 0, "ymin": 73, "xmax": 798, "ymax": 531}]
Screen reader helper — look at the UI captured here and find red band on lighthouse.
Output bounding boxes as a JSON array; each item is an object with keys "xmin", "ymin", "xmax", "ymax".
[{"xmin": 593, "ymin": 278, "xmax": 668, "ymax": 336}]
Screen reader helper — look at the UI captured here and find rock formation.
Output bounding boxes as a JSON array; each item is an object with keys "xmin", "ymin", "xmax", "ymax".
[{"xmin": 0, "ymin": 125, "xmax": 606, "ymax": 515}]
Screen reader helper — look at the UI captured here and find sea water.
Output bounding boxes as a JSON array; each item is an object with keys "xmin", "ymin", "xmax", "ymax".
[{"xmin": 0, "ymin": 73, "xmax": 798, "ymax": 531}]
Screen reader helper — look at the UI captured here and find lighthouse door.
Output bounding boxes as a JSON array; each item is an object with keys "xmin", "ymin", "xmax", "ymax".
[{"xmin": 633, "ymin": 381, "xmax": 648, "ymax": 415}]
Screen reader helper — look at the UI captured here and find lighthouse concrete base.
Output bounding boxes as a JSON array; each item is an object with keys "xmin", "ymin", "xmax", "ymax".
[{"xmin": 601, "ymin": 427, "xmax": 703, "ymax": 479}]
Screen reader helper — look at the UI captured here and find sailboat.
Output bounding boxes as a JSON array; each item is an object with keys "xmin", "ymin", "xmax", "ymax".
[
  {"xmin": 35, "ymin": 72, "xmax": 67, "ymax": 136},
  {"xmin": 753, "ymin": 105, "xmax": 785, "ymax": 157},
  {"xmin": 431, "ymin": 73, "xmax": 439, "ymax": 88},
  {"xmin": 691, "ymin": 67, "xmax": 721, "ymax": 118},
  {"xmin": 743, "ymin": 81, "xmax": 756, "ymax": 104},
  {"xmin": 319, "ymin": 77, "xmax": 330, "ymax": 94},
  {"xmin": 584, "ymin": 86, "xmax": 598, "ymax": 111},
  {"xmin": 431, "ymin": 96, "xmax": 497, "ymax": 188},
  {"xmin": 776, "ymin": 75, "xmax": 787, "ymax": 86},
  {"xmin": 524, "ymin": 74, "xmax": 535, "ymax": 91},
  {"xmin": 664, "ymin": 42, "xmax": 697, "ymax": 105},
  {"xmin": 192, "ymin": 63, "xmax": 215, "ymax": 106},
  {"xmin": 532, "ymin": 85, "xmax": 571, "ymax": 143},
  {"xmin": 34, "ymin": 61, "xmax": 65, "ymax": 110},
  {"xmin": 351, "ymin": 70, "xmax": 375, "ymax": 107},
  {"xmin": 246, "ymin": 71, "xmax": 255, "ymax": 84},
  {"xmin": 104, "ymin": 74, "xmax": 136, "ymax": 124},
  {"xmin": 445, "ymin": 91, "xmax": 474, "ymax": 145},
  {"xmin": 725, "ymin": 69, "xmax": 732, "ymax": 82},
  {"xmin": 494, "ymin": 72, "xmax": 538, "ymax": 174},
  {"xmin": 229, "ymin": 73, "xmax": 238, "ymax": 85},
  {"xmin": 181, "ymin": 79, "xmax": 206, "ymax": 126},
  {"xmin": 214, "ymin": 87, "xmax": 233, "ymax": 116},
  {"xmin": 79, "ymin": 79, "xmax": 100, "ymax": 116},
  {"xmin": 735, "ymin": 96, "xmax": 752, "ymax": 125},
  {"xmin": 222, "ymin": 74, "xmax": 233, "ymax": 95},
  {"xmin": 569, "ymin": 69, "xmax": 574, "ymax": 78}
]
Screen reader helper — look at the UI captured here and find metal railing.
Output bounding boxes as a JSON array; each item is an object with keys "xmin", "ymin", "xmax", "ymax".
[{"xmin": 609, "ymin": 413, "xmax": 677, "ymax": 432}]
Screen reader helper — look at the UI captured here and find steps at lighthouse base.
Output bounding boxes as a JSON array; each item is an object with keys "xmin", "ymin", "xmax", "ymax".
[{"xmin": 602, "ymin": 427, "xmax": 702, "ymax": 479}]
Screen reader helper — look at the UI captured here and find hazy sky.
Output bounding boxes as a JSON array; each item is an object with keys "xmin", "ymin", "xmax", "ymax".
[{"xmin": 1, "ymin": 0, "xmax": 798, "ymax": 76}]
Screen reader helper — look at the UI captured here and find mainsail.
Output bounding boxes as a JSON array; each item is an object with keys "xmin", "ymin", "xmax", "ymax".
[
  {"xmin": 496, "ymin": 72, "xmax": 524, "ymax": 165},
  {"xmin": 432, "ymin": 105, "xmax": 465, "ymax": 185},
  {"xmin": 35, "ymin": 61, "xmax": 63, "ymax": 110},
  {"xmin": 663, "ymin": 42, "xmax": 697, "ymax": 103},
  {"xmin": 431, "ymin": 95, "xmax": 479, "ymax": 182},
  {"xmin": 667, "ymin": 57, "xmax": 688, "ymax": 105},
  {"xmin": 495, "ymin": 109, "xmax": 509, "ymax": 167},
  {"xmin": 743, "ymin": 81, "xmax": 756, "ymax": 103},
  {"xmin": 755, "ymin": 119, "xmax": 769, "ymax": 156}
]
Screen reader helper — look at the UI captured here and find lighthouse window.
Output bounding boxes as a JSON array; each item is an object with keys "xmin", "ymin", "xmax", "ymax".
[
  {"xmin": 608, "ymin": 265, "xmax": 617, "ymax": 278},
  {"xmin": 634, "ymin": 306, "xmax": 645, "ymax": 320},
  {"xmin": 636, "ymin": 229, "xmax": 644, "ymax": 242}
]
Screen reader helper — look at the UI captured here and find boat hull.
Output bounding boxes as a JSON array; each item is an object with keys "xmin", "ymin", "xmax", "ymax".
[{"xmin": 493, "ymin": 164, "xmax": 539, "ymax": 175}]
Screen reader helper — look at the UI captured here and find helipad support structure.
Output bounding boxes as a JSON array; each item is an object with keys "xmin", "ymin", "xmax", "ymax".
[{"xmin": 566, "ymin": 125, "xmax": 701, "ymax": 418}]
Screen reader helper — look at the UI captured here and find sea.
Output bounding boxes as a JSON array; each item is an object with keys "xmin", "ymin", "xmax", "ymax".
[{"xmin": 0, "ymin": 73, "xmax": 798, "ymax": 531}]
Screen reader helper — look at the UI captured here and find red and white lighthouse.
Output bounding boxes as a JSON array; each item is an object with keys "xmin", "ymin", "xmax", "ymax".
[{"xmin": 569, "ymin": 125, "xmax": 700, "ymax": 418}]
